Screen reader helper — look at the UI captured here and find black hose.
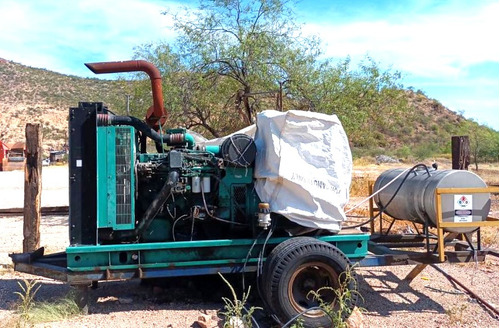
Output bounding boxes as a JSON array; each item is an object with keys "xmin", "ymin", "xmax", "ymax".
[
  {"xmin": 97, "ymin": 114, "xmax": 186, "ymax": 146},
  {"xmin": 281, "ymin": 306, "xmax": 331, "ymax": 328},
  {"xmin": 343, "ymin": 164, "xmax": 431, "ymax": 229},
  {"xmin": 114, "ymin": 170, "xmax": 180, "ymax": 240},
  {"xmin": 139, "ymin": 131, "xmax": 147, "ymax": 153},
  {"xmin": 136, "ymin": 170, "xmax": 179, "ymax": 234}
]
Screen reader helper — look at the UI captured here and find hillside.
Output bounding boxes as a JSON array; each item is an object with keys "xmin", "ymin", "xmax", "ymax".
[
  {"xmin": 0, "ymin": 58, "xmax": 129, "ymax": 151},
  {"xmin": 0, "ymin": 58, "xmax": 497, "ymax": 161}
]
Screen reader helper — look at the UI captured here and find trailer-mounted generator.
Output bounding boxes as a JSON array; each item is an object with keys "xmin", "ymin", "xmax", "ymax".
[{"xmin": 10, "ymin": 60, "xmax": 497, "ymax": 328}]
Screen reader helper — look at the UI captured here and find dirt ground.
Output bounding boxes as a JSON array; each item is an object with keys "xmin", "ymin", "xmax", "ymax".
[{"xmin": 0, "ymin": 165, "xmax": 498, "ymax": 327}]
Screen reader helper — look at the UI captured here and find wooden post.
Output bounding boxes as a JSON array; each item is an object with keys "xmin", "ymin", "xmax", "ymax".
[
  {"xmin": 451, "ymin": 136, "xmax": 470, "ymax": 170},
  {"xmin": 368, "ymin": 182, "xmax": 375, "ymax": 233},
  {"xmin": 23, "ymin": 123, "xmax": 42, "ymax": 253}
]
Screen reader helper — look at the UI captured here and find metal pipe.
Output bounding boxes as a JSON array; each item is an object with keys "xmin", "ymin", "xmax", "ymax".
[
  {"xmin": 85, "ymin": 60, "xmax": 167, "ymax": 128},
  {"xmin": 430, "ymin": 264, "xmax": 499, "ymax": 316}
]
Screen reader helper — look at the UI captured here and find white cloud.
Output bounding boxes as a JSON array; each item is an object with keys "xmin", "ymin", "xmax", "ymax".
[
  {"xmin": 300, "ymin": 1, "xmax": 499, "ymax": 130},
  {"xmin": 442, "ymin": 97, "xmax": 499, "ymax": 128},
  {"xmin": 0, "ymin": 0, "xmax": 182, "ymax": 76},
  {"xmin": 304, "ymin": 1, "xmax": 499, "ymax": 79},
  {"xmin": 0, "ymin": 0, "xmax": 497, "ymax": 129}
]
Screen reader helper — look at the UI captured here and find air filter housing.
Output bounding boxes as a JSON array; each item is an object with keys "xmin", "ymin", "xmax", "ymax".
[{"xmin": 220, "ymin": 134, "xmax": 256, "ymax": 167}]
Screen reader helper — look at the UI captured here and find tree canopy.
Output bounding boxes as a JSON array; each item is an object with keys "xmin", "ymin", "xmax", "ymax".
[
  {"xmin": 129, "ymin": 0, "xmax": 407, "ymax": 139},
  {"xmin": 123, "ymin": 0, "xmax": 498, "ymax": 163}
]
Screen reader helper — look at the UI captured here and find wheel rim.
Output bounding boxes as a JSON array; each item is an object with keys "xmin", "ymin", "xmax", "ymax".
[{"xmin": 287, "ymin": 261, "xmax": 340, "ymax": 318}]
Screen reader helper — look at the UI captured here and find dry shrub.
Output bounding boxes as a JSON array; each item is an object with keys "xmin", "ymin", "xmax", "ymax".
[
  {"xmin": 350, "ymin": 176, "xmax": 372, "ymax": 197},
  {"xmin": 352, "ymin": 157, "xmax": 374, "ymax": 166},
  {"xmin": 474, "ymin": 168, "xmax": 499, "ymax": 186},
  {"xmin": 479, "ymin": 226, "xmax": 499, "ymax": 249}
]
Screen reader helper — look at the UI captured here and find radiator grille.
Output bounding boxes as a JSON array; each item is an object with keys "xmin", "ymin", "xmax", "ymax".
[
  {"xmin": 232, "ymin": 185, "xmax": 247, "ymax": 222},
  {"xmin": 115, "ymin": 128, "xmax": 132, "ymax": 225}
]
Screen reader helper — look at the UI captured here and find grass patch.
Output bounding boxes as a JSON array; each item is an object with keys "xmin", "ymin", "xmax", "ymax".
[
  {"xmin": 29, "ymin": 296, "xmax": 82, "ymax": 324},
  {"xmin": 352, "ymin": 157, "xmax": 374, "ymax": 166},
  {"xmin": 350, "ymin": 176, "xmax": 372, "ymax": 198},
  {"xmin": 473, "ymin": 165, "xmax": 499, "ymax": 186},
  {"xmin": 474, "ymin": 226, "xmax": 499, "ymax": 249},
  {"xmin": 14, "ymin": 279, "xmax": 83, "ymax": 326}
]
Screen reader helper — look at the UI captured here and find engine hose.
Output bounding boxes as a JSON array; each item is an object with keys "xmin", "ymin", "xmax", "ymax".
[
  {"xmin": 97, "ymin": 114, "xmax": 194, "ymax": 148},
  {"xmin": 136, "ymin": 170, "xmax": 179, "ymax": 234},
  {"xmin": 114, "ymin": 170, "xmax": 180, "ymax": 240}
]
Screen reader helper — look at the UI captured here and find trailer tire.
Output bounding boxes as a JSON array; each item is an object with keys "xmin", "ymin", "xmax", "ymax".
[{"xmin": 262, "ymin": 237, "xmax": 358, "ymax": 328}]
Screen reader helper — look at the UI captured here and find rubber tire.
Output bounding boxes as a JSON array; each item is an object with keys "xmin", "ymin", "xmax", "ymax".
[{"xmin": 261, "ymin": 237, "xmax": 358, "ymax": 328}]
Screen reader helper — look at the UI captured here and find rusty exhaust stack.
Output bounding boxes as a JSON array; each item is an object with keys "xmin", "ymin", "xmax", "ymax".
[{"xmin": 85, "ymin": 60, "xmax": 167, "ymax": 128}]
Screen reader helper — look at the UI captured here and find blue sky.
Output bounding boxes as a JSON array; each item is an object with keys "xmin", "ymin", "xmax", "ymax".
[{"xmin": 0, "ymin": 0, "xmax": 498, "ymax": 130}]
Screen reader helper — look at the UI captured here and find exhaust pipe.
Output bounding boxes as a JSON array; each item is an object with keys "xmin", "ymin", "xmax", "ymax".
[{"xmin": 85, "ymin": 60, "xmax": 167, "ymax": 129}]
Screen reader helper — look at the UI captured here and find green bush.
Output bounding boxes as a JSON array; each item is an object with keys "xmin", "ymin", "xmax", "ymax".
[
  {"xmin": 395, "ymin": 146, "xmax": 412, "ymax": 159},
  {"xmin": 414, "ymin": 142, "xmax": 438, "ymax": 160}
]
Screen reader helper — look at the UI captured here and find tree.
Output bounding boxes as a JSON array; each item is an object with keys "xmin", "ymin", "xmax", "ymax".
[
  {"xmin": 130, "ymin": 0, "xmax": 410, "ymax": 142},
  {"xmin": 290, "ymin": 56, "xmax": 410, "ymax": 148},
  {"xmin": 174, "ymin": 0, "xmax": 319, "ymax": 123},
  {"xmin": 460, "ymin": 120, "xmax": 499, "ymax": 169},
  {"xmin": 129, "ymin": 0, "xmax": 321, "ymax": 137}
]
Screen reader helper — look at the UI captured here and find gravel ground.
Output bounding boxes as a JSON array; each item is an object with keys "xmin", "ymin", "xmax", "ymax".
[
  {"xmin": 0, "ymin": 166, "xmax": 69, "ymax": 209},
  {"xmin": 0, "ymin": 166, "xmax": 498, "ymax": 327}
]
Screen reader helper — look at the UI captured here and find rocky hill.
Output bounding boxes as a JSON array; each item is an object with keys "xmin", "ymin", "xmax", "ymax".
[
  {"xmin": 0, "ymin": 58, "xmax": 130, "ymax": 152},
  {"xmin": 0, "ymin": 58, "xmax": 496, "ymax": 161}
]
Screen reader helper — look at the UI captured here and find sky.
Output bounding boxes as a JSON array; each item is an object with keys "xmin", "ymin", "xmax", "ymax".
[{"xmin": 0, "ymin": 0, "xmax": 498, "ymax": 130}]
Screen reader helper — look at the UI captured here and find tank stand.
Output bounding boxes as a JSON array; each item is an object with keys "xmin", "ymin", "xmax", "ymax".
[
  {"xmin": 402, "ymin": 263, "xmax": 428, "ymax": 284},
  {"xmin": 435, "ymin": 187, "xmax": 498, "ymax": 262}
]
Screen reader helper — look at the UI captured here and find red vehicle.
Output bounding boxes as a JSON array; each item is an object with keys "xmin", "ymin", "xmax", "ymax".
[
  {"xmin": 1, "ymin": 141, "xmax": 25, "ymax": 171},
  {"xmin": 0, "ymin": 140, "xmax": 10, "ymax": 171}
]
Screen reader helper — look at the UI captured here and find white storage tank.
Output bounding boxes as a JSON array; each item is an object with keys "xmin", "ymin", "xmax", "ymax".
[{"xmin": 373, "ymin": 168, "xmax": 491, "ymax": 233}]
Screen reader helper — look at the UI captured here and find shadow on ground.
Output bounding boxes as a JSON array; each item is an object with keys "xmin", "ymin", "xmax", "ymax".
[
  {"xmin": 1, "ymin": 267, "xmax": 450, "ymax": 327},
  {"xmin": 357, "ymin": 268, "xmax": 445, "ymax": 316},
  {"xmin": 0, "ymin": 277, "xmax": 70, "ymax": 311}
]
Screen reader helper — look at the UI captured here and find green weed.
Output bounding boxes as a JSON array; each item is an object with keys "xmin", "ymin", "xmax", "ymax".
[
  {"xmin": 218, "ymin": 272, "xmax": 262, "ymax": 328},
  {"xmin": 305, "ymin": 266, "xmax": 363, "ymax": 328},
  {"xmin": 14, "ymin": 279, "xmax": 82, "ymax": 326},
  {"xmin": 14, "ymin": 279, "xmax": 40, "ymax": 321}
]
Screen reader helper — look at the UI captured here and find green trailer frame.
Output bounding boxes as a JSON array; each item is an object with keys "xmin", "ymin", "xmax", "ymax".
[{"xmin": 11, "ymin": 234, "xmax": 369, "ymax": 285}]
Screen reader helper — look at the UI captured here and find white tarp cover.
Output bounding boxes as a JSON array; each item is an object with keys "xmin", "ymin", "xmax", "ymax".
[{"xmin": 253, "ymin": 110, "xmax": 352, "ymax": 232}]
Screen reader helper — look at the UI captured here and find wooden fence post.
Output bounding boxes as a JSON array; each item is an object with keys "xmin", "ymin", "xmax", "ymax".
[
  {"xmin": 451, "ymin": 136, "xmax": 470, "ymax": 170},
  {"xmin": 23, "ymin": 123, "xmax": 42, "ymax": 253}
]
